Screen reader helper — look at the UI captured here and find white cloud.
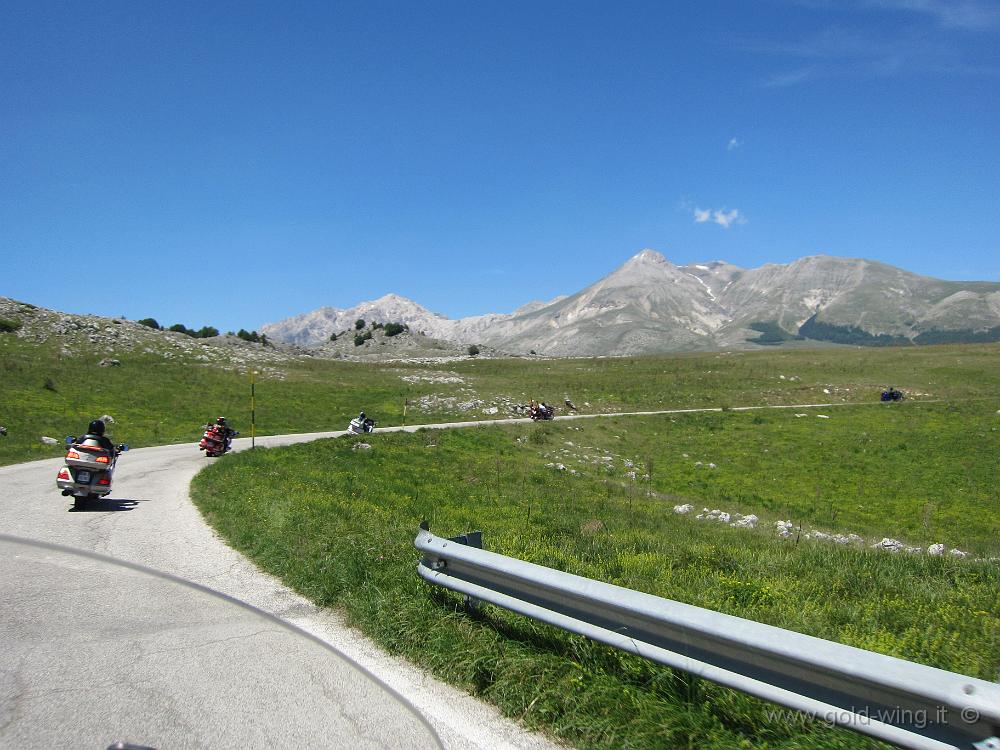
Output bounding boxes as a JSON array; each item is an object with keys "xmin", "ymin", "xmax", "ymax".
[
  {"xmin": 692, "ymin": 206, "xmax": 747, "ymax": 229},
  {"xmin": 727, "ymin": 137, "xmax": 742, "ymax": 151}
]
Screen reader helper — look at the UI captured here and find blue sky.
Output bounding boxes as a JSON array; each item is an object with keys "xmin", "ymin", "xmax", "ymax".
[{"xmin": 2, "ymin": 0, "xmax": 998, "ymax": 331}]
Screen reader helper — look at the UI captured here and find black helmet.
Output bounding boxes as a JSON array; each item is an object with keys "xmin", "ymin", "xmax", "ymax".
[
  {"xmin": 88, "ymin": 419, "xmax": 106, "ymax": 436},
  {"xmin": 216, "ymin": 417, "xmax": 227, "ymax": 425}
]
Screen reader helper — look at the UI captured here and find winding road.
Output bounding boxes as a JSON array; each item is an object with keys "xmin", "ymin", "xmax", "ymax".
[{"xmin": 1, "ymin": 403, "xmax": 855, "ymax": 748}]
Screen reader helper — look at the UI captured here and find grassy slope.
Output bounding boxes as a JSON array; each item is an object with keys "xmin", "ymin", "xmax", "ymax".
[
  {"xmin": 184, "ymin": 345, "xmax": 999, "ymax": 750},
  {"xmin": 191, "ymin": 427, "xmax": 999, "ymax": 750},
  {"xmin": 5, "ymin": 328, "xmax": 999, "ymax": 465},
  {"xmin": 5, "ymin": 330, "xmax": 999, "ymax": 746}
]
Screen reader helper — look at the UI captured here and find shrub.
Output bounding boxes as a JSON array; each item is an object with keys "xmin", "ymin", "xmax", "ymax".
[
  {"xmin": 355, "ymin": 319, "xmax": 366, "ymax": 330},
  {"xmin": 467, "ymin": 344, "xmax": 480, "ymax": 356},
  {"xmin": 237, "ymin": 329, "xmax": 262, "ymax": 343},
  {"xmin": 384, "ymin": 322, "xmax": 407, "ymax": 337},
  {"xmin": 329, "ymin": 332, "xmax": 338, "ymax": 342},
  {"xmin": 373, "ymin": 322, "xmax": 383, "ymax": 330},
  {"xmin": 194, "ymin": 326, "xmax": 219, "ymax": 339},
  {"xmin": 168, "ymin": 323, "xmax": 190, "ymax": 335},
  {"xmin": 0, "ymin": 318, "xmax": 22, "ymax": 333},
  {"xmin": 354, "ymin": 331, "xmax": 373, "ymax": 346}
]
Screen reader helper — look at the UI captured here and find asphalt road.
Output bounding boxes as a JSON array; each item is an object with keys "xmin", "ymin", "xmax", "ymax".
[
  {"xmin": 0, "ymin": 426, "xmax": 563, "ymax": 750},
  {"xmin": 1, "ymin": 404, "xmax": 857, "ymax": 749}
]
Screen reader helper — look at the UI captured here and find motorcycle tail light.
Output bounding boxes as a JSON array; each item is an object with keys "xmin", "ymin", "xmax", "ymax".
[
  {"xmin": 57, "ymin": 468, "xmax": 70, "ymax": 480},
  {"xmin": 66, "ymin": 450, "xmax": 80, "ymax": 459},
  {"xmin": 97, "ymin": 476, "xmax": 111, "ymax": 486},
  {"xmin": 96, "ymin": 455, "xmax": 110, "ymax": 464}
]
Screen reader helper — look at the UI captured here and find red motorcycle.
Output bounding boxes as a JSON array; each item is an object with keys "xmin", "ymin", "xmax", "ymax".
[{"xmin": 199, "ymin": 423, "xmax": 237, "ymax": 457}]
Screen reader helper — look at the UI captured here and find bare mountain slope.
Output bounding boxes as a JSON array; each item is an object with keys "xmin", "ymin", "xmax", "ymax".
[{"xmin": 261, "ymin": 251, "xmax": 1000, "ymax": 355}]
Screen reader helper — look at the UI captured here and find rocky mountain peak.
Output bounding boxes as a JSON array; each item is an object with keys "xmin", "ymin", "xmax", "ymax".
[{"xmin": 626, "ymin": 248, "xmax": 670, "ymax": 266}]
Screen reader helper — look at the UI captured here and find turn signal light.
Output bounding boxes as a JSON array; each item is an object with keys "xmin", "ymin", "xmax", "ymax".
[
  {"xmin": 66, "ymin": 450, "xmax": 80, "ymax": 459},
  {"xmin": 95, "ymin": 455, "xmax": 110, "ymax": 464},
  {"xmin": 57, "ymin": 468, "xmax": 70, "ymax": 480}
]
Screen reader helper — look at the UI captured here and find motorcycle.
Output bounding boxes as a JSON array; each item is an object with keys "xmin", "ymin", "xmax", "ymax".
[
  {"xmin": 348, "ymin": 415, "xmax": 376, "ymax": 434},
  {"xmin": 529, "ymin": 403, "xmax": 555, "ymax": 421},
  {"xmin": 199, "ymin": 424, "xmax": 238, "ymax": 457},
  {"xmin": 880, "ymin": 387, "xmax": 905, "ymax": 402},
  {"xmin": 56, "ymin": 436, "xmax": 129, "ymax": 508}
]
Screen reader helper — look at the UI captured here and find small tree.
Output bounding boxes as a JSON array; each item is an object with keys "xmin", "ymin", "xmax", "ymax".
[
  {"xmin": 195, "ymin": 326, "xmax": 219, "ymax": 338},
  {"xmin": 467, "ymin": 344, "xmax": 480, "ymax": 356},
  {"xmin": 137, "ymin": 318, "xmax": 161, "ymax": 330},
  {"xmin": 354, "ymin": 330, "xmax": 373, "ymax": 346},
  {"xmin": 169, "ymin": 323, "xmax": 190, "ymax": 335},
  {"xmin": 384, "ymin": 322, "xmax": 407, "ymax": 337},
  {"xmin": 355, "ymin": 319, "xmax": 366, "ymax": 330},
  {"xmin": 329, "ymin": 331, "xmax": 338, "ymax": 342},
  {"xmin": 0, "ymin": 318, "xmax": 22, "ymax": 333}
]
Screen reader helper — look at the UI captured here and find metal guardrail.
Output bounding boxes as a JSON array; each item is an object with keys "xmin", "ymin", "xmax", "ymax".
[{"xmin": 415, "ymin": 525, "xmax": 1000, "ymax": 750}]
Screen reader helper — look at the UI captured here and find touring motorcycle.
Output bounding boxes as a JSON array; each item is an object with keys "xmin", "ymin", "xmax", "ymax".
[
  {"xmin": 880, "ymin": 387, "xmax": 905, "ymax": 402},
  {"xmin": 56, "ymin": 436, "xmax": 129, "ymax": 508},
  {"xmin": 199, "ymin": 423, "xmax": 238, "ymax": 456},
  {"xmin": 348, "ymin": 414, "xmax": 377, "ymax": 434},
  {"xmin": 529, "ymin": 403, "xmax": 555, "ymax": 421}
]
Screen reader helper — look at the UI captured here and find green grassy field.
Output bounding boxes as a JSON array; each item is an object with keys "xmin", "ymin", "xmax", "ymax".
[
  {"xmin": 191, "ymin": 423, "xmax": 999, "ymax": 750},
  {"xmin": 4, "ymin": 327, "xmax": 999, "ymax": 465},
  {"xmin": 5, "ymin": 329, "xmax": 1000, "ymax": 747},
  {"xmin": 181, "ymin": 344, "xmax": 997, "ymax": 750}
]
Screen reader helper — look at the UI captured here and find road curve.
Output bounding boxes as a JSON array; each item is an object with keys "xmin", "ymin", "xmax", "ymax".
[{"xmin": 0, "ymin": 403, "xmax": 866, "ymax": 748}]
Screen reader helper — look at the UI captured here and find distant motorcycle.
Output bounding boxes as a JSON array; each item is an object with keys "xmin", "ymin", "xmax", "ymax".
[
  {"xmin": 199, "ymin": 424, "xmax": 238, "ymax": 457},
  {"xmin": 529, "ymin": 403, "xmax": 555, "ymax": 421},
  {"xmin": 348, "ymin": 415, "xmax": 376, "ymax": 434},
  {"xmin": 880, "ymin": 387, "xmax": 905, "ymax": 402},
  {"xmin": 56, "ymin": 436, "xmax": 129, "ymax": 508}
]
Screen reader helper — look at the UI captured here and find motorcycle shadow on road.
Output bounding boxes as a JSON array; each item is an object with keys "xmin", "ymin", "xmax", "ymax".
[{"xmin": 68, "ymin": 497, "xmax": 142, "ymax": 512}]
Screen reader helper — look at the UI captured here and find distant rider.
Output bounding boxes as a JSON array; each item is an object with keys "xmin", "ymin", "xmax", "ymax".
[{"xmin": 210, "ymin": 416, "xmax": 237, "ymax": 448}]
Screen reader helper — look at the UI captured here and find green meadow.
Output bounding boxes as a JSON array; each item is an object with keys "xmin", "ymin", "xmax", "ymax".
[
  {"xmin": 4, "ymin": 328, "xmax": 999, "ymax": 747},
  {"xmin": 177, "ymin": 344, "xmax": 995, "ymax": 750}
]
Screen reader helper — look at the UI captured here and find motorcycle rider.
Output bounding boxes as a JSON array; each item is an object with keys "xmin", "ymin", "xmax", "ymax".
[
  {"xmin": 210, "ymin": 417, "xmax": 237, "ymax": 449},
  {"xmin": 74, "ymin": 419, "xmax": 116, "ymax": 453}
]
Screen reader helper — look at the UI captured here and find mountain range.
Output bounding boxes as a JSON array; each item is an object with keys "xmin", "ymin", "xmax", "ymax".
[{"xmin": 261, "ymin": 251, "xmax": 1000, "ymax": 356}]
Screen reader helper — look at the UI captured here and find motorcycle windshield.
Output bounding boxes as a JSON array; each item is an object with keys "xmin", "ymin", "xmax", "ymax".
[{"xmin": 0, "ymin": 535, "xmax": 442, "ymax": 749}]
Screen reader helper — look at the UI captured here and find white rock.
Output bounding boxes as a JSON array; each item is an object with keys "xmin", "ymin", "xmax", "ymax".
[
  {"xmin": 927, "ymin": 543, "xmax": 945, "ymax": 556},
  {"xmin": 816, "ymin": 414, "xmax": 830, "ymax": 419},
  {"xmin": 823, "ymin": 388, "xmax": 831, "ymax": 394},
  {"xmin": 874, "ymin": 538, "xmax": 904, "ymax": 552},
  {"xmin": 673, "ymin": 504, "xmax": 694, "ymax": 514},
  {"xmin": 949, "ymin": 548, "xmax": 969, "ymax": 558},
  {"xmin": 100, "ymin": 414, "xmax": 115, "ymax": 424},
  {"xmin": 707, "ymin": 462, "xmax": 717, "ymax": 469},
  {"xmin": 41, "ymin": 436, "xmax": 58, "ymax": 445},
  {"xmin": 352, "ymin": 443, "xmax": 372, "ymax": 451},
  {"xmin": 731, "ymin": 514, "xmax": 758, "ymax": 529}
]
